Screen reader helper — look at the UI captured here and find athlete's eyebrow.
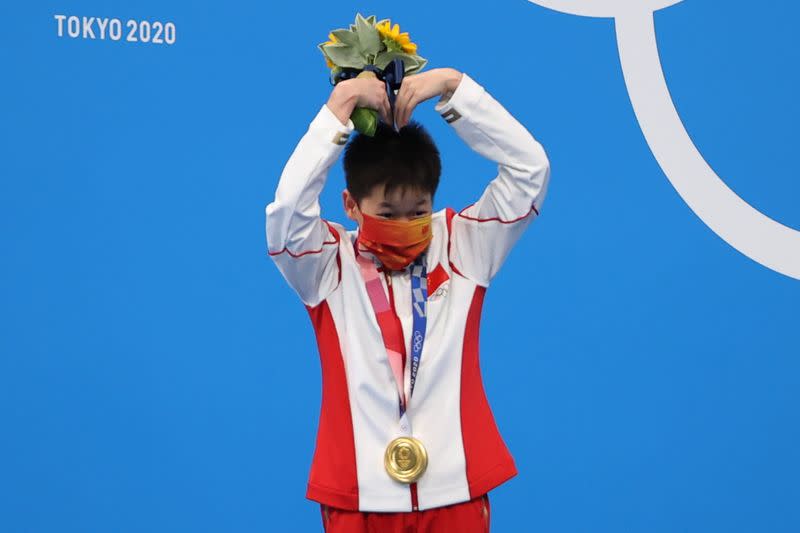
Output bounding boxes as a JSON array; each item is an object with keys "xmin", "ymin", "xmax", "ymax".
[{"xmin": 378, "ymin": 199, "xmax": 429, "ymax": 207}]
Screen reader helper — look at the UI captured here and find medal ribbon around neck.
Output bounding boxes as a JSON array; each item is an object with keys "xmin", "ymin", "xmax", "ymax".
[{"xmin": 355, "ymin": 250, "xmax": 428, "ymax": 418}]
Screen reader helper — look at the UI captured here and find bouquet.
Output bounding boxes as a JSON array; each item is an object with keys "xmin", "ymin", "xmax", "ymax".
[{"xmin": 319, "ymin": 13, "xmax": 428, "ymax": 136}]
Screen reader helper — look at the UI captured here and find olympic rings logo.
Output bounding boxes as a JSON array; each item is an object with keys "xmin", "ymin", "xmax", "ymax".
[
  {"xmin": 527, "ymin": 0, "xmax": 800, "ymax": 280},
  {"xmin": 413, "ymin": 331, "xmax": 424, "ymax": 352}
]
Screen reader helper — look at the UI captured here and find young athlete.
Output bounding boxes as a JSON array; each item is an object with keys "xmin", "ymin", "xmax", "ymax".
[{"xmin": 266, "ymin": 67, "xmax": 550, "ymax": 532}]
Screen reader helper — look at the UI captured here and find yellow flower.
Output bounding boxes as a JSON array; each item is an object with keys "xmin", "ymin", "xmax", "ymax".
[{"xmin": 376, "ymin": 20, "xmax": 417, "ymax": 54}]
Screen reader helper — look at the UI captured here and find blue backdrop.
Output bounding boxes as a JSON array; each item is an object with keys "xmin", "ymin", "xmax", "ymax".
[{"xmin": 2, "ymin": 1, "xmax": 798, "ymax": 531}]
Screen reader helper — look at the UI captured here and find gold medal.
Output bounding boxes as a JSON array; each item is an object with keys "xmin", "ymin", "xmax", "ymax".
[{"xmin": 384, "ymin": 436, "xmax": 428, "ymax": 483}]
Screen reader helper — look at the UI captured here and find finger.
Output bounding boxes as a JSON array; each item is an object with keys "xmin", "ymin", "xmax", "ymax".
[
  {"xmin": 395, "ymin": 97, "xmax": 408, "ymax": 129},
  {"xmin": 382, "ymin": 94, "xmax": 393, "ymax": 127},
  {"xmin": 365, "ymin": 79, "xmax": 381, "ymax": 111},
  {"xmin": 379, "ymin": 85, "xmax": 393, "ymax": 126},
  {"xmin": 368, "ymin": 84, "xmax": 385, "ymax": 124},
  {"xmin": 399, "ymin": 88, "xmax": 417, "ymax": 128},
  {"xmin": 394, "ymin": 83, "xmax": 409, "ymax": 126},
  {"xmin": 400, "ymin": 85, "xmax": 416, "ymax": 128},
  {"xmin": 374, "ymin": 83, "xmax": 392, "ymax": 126}
]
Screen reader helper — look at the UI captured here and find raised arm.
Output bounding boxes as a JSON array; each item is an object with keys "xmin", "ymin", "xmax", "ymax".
[
  {"xmin": 265, "ymin": 75, "xmax": 393, "ymax": 307},
  {"xmin": 432, "ymin": 71, "xmax": 551, "ymax": 286}
]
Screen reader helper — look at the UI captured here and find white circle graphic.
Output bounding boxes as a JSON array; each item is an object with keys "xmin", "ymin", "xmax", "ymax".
[{"xmin": 528, "ymin": 0, "xmax": 800, "ymax": 280}]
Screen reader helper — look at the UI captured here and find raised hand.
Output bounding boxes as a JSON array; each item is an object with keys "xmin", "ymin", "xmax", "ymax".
[
  {"xmin": 326, "ymin": 75, "xmax": 393, "ymax": 128},
  {"xmin": 393, "ymin": 68, "xmax": 463, "ymax": 129}
]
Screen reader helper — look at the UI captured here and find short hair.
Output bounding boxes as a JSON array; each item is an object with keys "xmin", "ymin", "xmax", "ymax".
[{"xmin": 343, "ymin": 119, "xmax": 441, "ymax": 205}]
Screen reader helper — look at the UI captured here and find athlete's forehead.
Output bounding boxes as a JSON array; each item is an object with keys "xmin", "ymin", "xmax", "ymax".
[{"xmin": 364, "ymin": 183, "xmax": 432, "ymax": 207}]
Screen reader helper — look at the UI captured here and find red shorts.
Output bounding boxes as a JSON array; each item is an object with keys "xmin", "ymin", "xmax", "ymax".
[{"xmin": 320, "ymin": 494, "xmax": 491, "ymax": 533}]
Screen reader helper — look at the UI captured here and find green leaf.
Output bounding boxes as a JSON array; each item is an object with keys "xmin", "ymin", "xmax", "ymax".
[
  {"xmin": 382, "ymin": 37, "xmax": 404, "ymax": 54},
  {"xmin": 354, "ymin": 12, "xmax": 366, "ymax": 27},
  {"xmin": 330, "ymin": 28, "xmax": 359, "ymax": 46},
  {"xmin": 406, "ymin": 55, "xmax": 428, "ymax": 75},
  {"xmin": 374, "ymin": 51, "xmax": 420, "ymax": 71},
  {"xmin": 323, "ymin": 43, "xmax": 366, "ymax": 69},
  {"xmin": 355, "ymin": 13, "xmax": 381, "ymax": 56}
]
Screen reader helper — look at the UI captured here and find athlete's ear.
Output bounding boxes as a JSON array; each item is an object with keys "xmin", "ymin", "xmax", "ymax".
[{"xmin": 343, "ymin": 189, "xmax": 360, "ymax": 224}]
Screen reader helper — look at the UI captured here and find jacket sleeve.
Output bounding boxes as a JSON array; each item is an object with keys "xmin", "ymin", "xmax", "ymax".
[
  {"xmin": 265, "ymin": 102, "xmax": 355, "ymax": 307},
  {"xmin": 434, "ymin": 72, "xmax": 551, "ymax": 286}
]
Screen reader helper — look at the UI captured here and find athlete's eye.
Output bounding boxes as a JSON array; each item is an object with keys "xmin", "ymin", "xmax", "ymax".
[{"xmin": 378, "ymin": 213, "xmax": 392, "ymax": 219}]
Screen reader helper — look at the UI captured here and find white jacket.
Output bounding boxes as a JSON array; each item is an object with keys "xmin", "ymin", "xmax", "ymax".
[{"xmin": 265, "ymin": 72, "xmax": 550, "ymax": 512}]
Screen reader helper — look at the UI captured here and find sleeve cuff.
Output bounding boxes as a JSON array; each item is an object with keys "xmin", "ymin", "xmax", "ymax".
[
  {"xmin": 433, "ymin": 72, "xmax": 485, "ymax": 124},
  {"xmin": 310, "ymin": 103, "xmax": 356, "ymax": 146}
]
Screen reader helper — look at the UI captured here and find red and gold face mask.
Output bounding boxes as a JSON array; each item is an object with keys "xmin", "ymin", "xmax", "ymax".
[{"xmin": 356, "ymin": 212, "xmax": 433, "ymax": 271}]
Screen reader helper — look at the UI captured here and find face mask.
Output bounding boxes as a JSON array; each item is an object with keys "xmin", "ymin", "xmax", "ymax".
[{"xmin": 356, "ymin": 211, "xmax": 433, "ymax": 271}]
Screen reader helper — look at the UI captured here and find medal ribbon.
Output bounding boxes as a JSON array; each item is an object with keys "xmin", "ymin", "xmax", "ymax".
[{"xmin": 356, "ymin": 249, "xmax": 427, "ymax": 418}]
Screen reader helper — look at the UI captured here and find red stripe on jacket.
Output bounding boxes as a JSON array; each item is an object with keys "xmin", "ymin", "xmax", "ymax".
[
  {"xmin": 460, "ymin": 286, "xmax": 518, "ymax": 498},
  {"xmin": 305, "ymin": 301, "xmax": 359, "ymax": 510}
]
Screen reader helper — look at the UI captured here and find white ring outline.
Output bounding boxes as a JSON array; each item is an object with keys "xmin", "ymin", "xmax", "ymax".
[{"xmin": 527, "ymin": 0, "xmax": 800, "ymax": 280}]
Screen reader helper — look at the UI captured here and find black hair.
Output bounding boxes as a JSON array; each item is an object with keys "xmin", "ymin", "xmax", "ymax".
[{"xmin": 343, "ymin": 119, "xmax": 441, "ymax": 205}]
